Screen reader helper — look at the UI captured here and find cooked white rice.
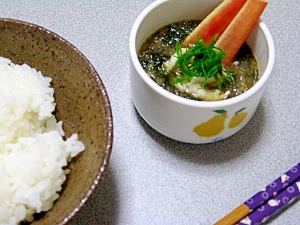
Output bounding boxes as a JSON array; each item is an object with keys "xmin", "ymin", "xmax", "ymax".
[{"xmin": 0, "ymin": 57, "xmax": 85, "ymax": 225}]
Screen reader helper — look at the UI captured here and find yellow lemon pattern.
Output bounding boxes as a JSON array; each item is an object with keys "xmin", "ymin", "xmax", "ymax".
[
  {"xmin": 193, "ymin": 110, "xmax": 228, "ymax": 137},
  {"xmin": 228, "ymin": 107, "xmax": 248, "ymax": 128}
]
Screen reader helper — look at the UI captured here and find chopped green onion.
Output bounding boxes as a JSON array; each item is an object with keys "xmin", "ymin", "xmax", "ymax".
[{"xmin": 174, "ymin": 36, "xmax": 236, "ymax": 89}]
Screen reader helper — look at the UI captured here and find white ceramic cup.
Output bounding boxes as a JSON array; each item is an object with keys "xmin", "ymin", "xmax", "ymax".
[{"xmin": 130, "ymin": 0, "xmax": 275, "ymax": 144}]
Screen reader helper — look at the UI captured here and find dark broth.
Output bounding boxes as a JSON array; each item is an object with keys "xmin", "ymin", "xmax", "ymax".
[{"xmin": 138, "ymin": 20, "xmax": 259, "ymax": 100}]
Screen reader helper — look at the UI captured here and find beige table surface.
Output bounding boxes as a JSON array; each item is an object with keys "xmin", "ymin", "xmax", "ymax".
[{"xmin": 1, "ymin": 1, "xmax": 299, "ymax": 224}]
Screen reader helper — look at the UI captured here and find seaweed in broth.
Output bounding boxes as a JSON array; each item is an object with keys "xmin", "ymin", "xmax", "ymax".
[{"xmin": 138, "ymin": 20, "xmax": 259, "ymax": 100}]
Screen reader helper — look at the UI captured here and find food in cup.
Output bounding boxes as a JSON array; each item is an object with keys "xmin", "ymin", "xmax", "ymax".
[
  {"xmin": 138, "ymin": 20, "xmax": 259, "ymax": 101},
  {"xmin": 138, "ymin": 0, "xmax": 268, "ymax": 101}
]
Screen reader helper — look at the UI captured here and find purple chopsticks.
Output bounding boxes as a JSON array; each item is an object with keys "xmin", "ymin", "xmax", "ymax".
[
  {"xmin": 214, "ymin": 162, "xmax": 300, "ymax": 225},
  {"xmin": 243, "ymin": 162, "xmax": 300, "ymax": 210},
  {"xmin": 238, "ymin": 177, "xmax": 300, "ymax": 224}
]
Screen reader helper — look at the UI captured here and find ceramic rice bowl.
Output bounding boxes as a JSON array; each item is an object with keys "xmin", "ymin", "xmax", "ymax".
[{"xmin": 0, "ymin": 18, "xmax": 113, "ymax": 224}]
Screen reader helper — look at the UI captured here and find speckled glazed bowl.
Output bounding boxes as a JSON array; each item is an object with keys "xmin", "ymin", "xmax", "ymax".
[
  {"xmin": 130, "ymin": 0, "xmax": 275, "ymax": 144},
  {"xmin": 0, "ymin": 18, "xmax": 113, "ymax": 224}
]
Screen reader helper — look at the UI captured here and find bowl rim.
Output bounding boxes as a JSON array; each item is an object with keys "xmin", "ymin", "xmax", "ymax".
[
  {"xmin": 0, "ymin": 18, "xmax": 114, "ymax": 224},
  {"xmin": 129, "ymin": 0, "xmax": 275, "ymax": 109}
]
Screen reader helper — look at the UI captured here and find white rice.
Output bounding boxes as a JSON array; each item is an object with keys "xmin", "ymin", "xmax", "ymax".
[{"xmin": 0, "ymin": 57, "xmax": 85, "ymax": 225}]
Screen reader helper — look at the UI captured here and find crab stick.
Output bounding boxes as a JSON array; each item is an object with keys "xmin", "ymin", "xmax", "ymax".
[
  {"xmin": 182, "ymin": 0, "xmax": 247, "ymax": 47},
  {"xmin": 215, "ymin": 0, "xmax": 269, "ymax": 65}
]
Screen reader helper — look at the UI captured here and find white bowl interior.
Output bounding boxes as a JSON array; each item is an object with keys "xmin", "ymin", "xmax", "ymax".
[{"xmin": 135, "ymin": 0, "xmax": 221, "ymax": 51}]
